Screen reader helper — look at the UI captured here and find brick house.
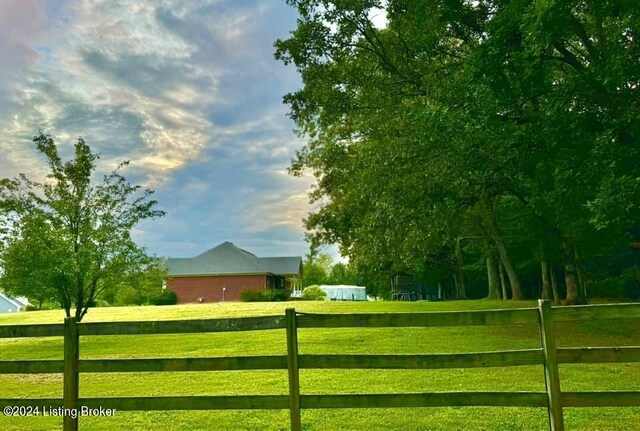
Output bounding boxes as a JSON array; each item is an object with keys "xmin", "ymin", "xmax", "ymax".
[{"xmin": 165, "ymin": 242, "xmax": 302, "ymax": 303}]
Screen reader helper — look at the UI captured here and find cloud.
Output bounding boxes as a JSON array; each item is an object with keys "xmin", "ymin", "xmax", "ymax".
[
  {"xmin": 0, "ymin": 0, "xmax": 51, "ymax": 106},
  {"xmin": 0, "ymin": 0, "xmax": 319, "ymax": 259}
]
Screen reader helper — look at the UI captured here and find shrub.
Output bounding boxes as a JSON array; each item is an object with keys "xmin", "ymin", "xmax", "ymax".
[
  {"xmin": 302, "ymin": 285, "xmax": 327, "ymax": 301},
  {"xmin": 241, "ymin": 288, "xmax": 291, "ymax": 302},
  {"xmin": 240, "ymin": 288, "xmax": 273, "ymax": 302},
  {"xmin": 151, "ymin": 290, "xmax": 178, "ymax": 305},
  {"xmin": 24, "ymin": 302, "xmax": 57, "ymax": 311},
  {"xmin": 590, "ymin": 270, "xmax": 637, "ymax": 299},
  {"xmin": 271, "ymin": 289, "xmax": 291, "ymax": 302},
  {"xmin": 115, "ymin": 287, "xmax": 138, "ymax": 306}
]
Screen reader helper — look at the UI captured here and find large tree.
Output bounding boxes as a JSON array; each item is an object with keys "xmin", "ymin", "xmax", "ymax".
[
  {"xmin": 0, "ymin": 132, "xmax": 165, "ymax": 320},
  {"xmin": 276, "ymin": 0, "xmax": 639, "ymax": 302}
]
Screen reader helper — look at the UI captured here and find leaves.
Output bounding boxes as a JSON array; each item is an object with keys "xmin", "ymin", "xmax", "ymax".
[
  {"xmin": 0, "ymin": 132, "xmax": 165, "ymax": 320},
  {"xmin": 276, "ymin": 0, "xmax": 640, "ymax": 299}
]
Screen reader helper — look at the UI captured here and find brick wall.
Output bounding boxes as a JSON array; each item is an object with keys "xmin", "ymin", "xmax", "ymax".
[{"xmin": 167, "ymin": 275, "xmax": 267, "ymax": 303}]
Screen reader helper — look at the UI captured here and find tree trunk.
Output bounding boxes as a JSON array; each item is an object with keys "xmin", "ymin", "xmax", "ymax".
[
  {"xmin": 495, "ymin": 240, "xmax": 522, "ymax": 299},
  {"xmin": 453, "ymin": 273, "xmax": 465, "ymax": 299},
  {"xmin": 486, "ymin": 255, "xmax": 500, "ymax": 299},
  {"xmin": 541, "ymin": 260, "xmax": 551, "ymax": 300},
  {"xmin": 635, "ymin": 256, "xmax": 640, "ymax": 297},
  {"xmin": 563, "ymin": 239, "xmax": 585, "ymax": 305},
  {"xmin": 483, "ymin": 206, "xmax": 522, "ymax": 300},
  {"xmin": 565, "ymin": 262, "xmax": 580, "ymax": 305},
  {"xmin": 550, "ymin": 266, "xmax": 560, "ymax": 305},
  {"xmin": 454, "ymin": 240, "xmax": 467, "ymax": 299},
  {"xmin": 574, "ymin": 245, "xmax": 588, "ymax": 300},
  {"xmin": 499, "ymin": 259, "xmax": 509, "ymax": 300}
]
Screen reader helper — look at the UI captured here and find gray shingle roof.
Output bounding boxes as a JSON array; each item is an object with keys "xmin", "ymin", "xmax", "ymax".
[
  {"xmin": 260, "ymin": 256, "xmax": 302, "ymax": 276},
  {"xmin": 0, "ymin": 292, "xmax": 29, "ymax": 313},
  {"xmin": 166, "ymin": 242, "xmax": 302, "ymax": 277}
]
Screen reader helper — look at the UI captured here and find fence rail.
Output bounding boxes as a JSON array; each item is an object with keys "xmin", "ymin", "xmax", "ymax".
[{"xmin": 0, "ymin": 300, "xmax": 639, "ymax": 431}]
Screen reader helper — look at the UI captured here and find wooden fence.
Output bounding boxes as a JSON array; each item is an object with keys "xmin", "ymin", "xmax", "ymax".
[{"xmin": 1, "ymin": 300, "xmax": 639, "ymax": 431}]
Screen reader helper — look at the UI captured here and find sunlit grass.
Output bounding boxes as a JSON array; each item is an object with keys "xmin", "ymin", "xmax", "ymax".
[{"xmin": 0, "ymin": 300, "xmax": 638, "ymax": 430}]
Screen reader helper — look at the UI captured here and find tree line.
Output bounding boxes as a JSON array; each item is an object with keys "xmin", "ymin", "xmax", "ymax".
[
  {"xmin": 301, "ymin": 253, "xmax": 358, "ymax": 287},
  {"xmin": 275, "ymin": 0, "xmax": 640, "ymax": 303}
]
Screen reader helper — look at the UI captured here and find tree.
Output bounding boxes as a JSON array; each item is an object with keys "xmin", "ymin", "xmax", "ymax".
[
  {"xmin": 276, "ymin": 0, "xmax": 639, "ymax": 303},
  {"xmin": 0, "ymin": 132, "xmax": 165, "ymax": 320},
  {"xmin": 276, "ymin": 0, "xmax": 523, "ymax": 300},
  {"xmin": 327, "ymin": 262, "xmax": 358, "ymax": 285},
  {"xmin": 301, "ymin": 253, "xmax": 333, "ymax": 287},
  {"xmin": 102, "ymin": 259, "xmax": 168, "ymax": 306},
  {"xmin": 0, "ymin": 213, "xmax": 59, "ymax": 309}
]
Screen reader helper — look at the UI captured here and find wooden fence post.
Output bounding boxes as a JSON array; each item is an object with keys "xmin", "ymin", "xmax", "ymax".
[
  {"xmin": 285, "ymin": 308, "xmax": 301, "ymax": 431},
  {"xmin": 538, "ymin": 300, "xmax": 564, "ymax": 431},
  {"xmin": 63, "ymin": 317, "xmax": 79, "ymax": 431}
]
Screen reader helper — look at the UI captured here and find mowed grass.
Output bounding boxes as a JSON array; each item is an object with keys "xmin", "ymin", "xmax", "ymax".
[{"xmin": 0, "ymin": 300, "xmax": 639, "ymax": 430}]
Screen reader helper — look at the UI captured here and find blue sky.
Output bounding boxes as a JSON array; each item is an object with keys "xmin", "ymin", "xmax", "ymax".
[{"xmin": 0, "ymin": 0, "xmax": 330, "ymax": 259}]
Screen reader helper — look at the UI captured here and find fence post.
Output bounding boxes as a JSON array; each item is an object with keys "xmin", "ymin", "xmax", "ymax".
[
  {"xmin": 285, "ymin": 308, "xmax": 301, "ymax": 431},
  {"xmin": 538, "ymin": 300, "xmax": 564, "ymax": 431},
  {"xmin": 63, "ymin": 317, "xmax": 79, "ymax": 431}
]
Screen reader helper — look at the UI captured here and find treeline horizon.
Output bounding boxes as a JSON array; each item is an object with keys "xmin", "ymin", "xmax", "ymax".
[{"xmin": 276, "ymin": 0, "xmax": 640, "ymax": 303}]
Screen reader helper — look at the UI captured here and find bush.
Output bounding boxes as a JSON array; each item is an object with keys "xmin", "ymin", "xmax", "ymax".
[
  {"xmin": 271, "ymin": 289, "xmax": 291, "ymax": 301},
  {"xmin": 302, "ymin": 285, "xmax": 327, "ymax": 301},
  {"xmin": 241, "ymin": 288, "xmax": 291, "ymax": 302},
  {"xmin": 590, "ymin": 270, "xmax": 637, "ymax": 299},
  {"xmin": 240, "ymin": 288, "xmax": 273, "ymax": 302},
  {"xmin": 94, "ymin": 299, "xmax": 111, "ymax": 308},
  {"xmin": 151, "ymin": 290, "xmax": 178, "ymax": 305},
  {"xmin": 115, "ymin": 287, "xmax": 139, "ymax": 306},
  {"xmin": 24, "ymin": 302, "xmax": 57, "ymax": 311}
]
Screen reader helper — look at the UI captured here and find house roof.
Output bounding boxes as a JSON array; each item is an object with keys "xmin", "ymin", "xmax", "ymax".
[
  {"xmin": 0, "ymin": 292, "xmax": 29, "ymax": 312},
  {"xmin": 166, "ymin": 242, "xmax": 302, "ymax": 277},
  {"xmin": 260, "ymin": 256, "xmax": 302, "ymax": 276}
]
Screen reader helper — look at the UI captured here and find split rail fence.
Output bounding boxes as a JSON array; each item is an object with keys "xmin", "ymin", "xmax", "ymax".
[{"xmin": 1, "ymin": 300, "xmax": 639, "ymax": 431}]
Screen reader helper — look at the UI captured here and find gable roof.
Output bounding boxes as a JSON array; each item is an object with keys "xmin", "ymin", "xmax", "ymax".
[
  {"xmin": 166, "ymin": 242, "xmax": 268, "ymax": 276},
  {"xmin": 0, "ymin": 292, "xmax": 29, "ymax": 313},
  {"xmin": 165, "ymin": 242, "xmax": 302, "ymax": 277},
  {"xmin": 260, "ymin": 257, "xmax": 302, "ymax": 276}
]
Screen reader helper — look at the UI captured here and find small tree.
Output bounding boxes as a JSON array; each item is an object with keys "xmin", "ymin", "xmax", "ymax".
[
  {"xmin": 327, "ymin": 262, "xmax": 357, "ymax": 285},
  {"xmin": 301, "ymin": 253, "xmax": 332, "ymax": 287},
  {"xmin": 0, "ymin": 132, "xmax": 165, "ymax": 321},
  {"xmin": 102, "ymin": 260, "xmax": 168, "ymax": 306}
]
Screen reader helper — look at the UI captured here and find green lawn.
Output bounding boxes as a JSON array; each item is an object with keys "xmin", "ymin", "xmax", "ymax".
[{"xmin": 0, "ymin": 300, "xmax": 639, "ymax": 430}]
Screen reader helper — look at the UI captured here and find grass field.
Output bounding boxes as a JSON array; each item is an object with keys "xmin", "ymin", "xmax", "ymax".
[{"xmin": 0, "ymin": 299, "xmax": 639, "ymax": 430}]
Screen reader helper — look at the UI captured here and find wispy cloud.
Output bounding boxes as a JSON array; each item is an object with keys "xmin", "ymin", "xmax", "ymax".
[{"xmin": 0, "ymin": 0, "xmax": 315, "ymax": 258}]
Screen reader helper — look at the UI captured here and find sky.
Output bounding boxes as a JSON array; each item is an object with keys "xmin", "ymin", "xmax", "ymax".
[{"xmin": 0, "ymin": 0, "xmax": 332, "ymax": 260}]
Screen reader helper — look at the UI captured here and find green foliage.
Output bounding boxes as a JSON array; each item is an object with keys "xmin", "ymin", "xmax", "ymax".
[
  {"xmin": 151, "ymin": 290, "xmax": 178, "ymax": 306},
  {"xmin": 327, "ymin": 262, "xmax": 357, "ymax": 285},
  {"xmin": 115, "ymin": 287, "xmax": 140, "ymax": 306},
  {"xmin": 241, "ymin": 288, "xmax": 291, "ymax": 302},
  {"xmin": 271, "ymin": 289, "xmax": 291, "ymax": 302},
  {"xmin": 240, "ymin": 288, "xmax": 275, "ymax": 302},
  {"xmin": 301, "ymin": 285, "xmax": 327, "ymax": 301},
  {"xmin": 275, "ymin": 0, "xmax": 640, "ymax": 302},
  {"xmin": 102, "ymin": 260, "xmax": 167, "ymax": 306},
  {"xmin": 302, "ymin": 253, "xmax": 359, "ymax": 287},
  {"xmin": 301, "ymin": 253, "xmax": 332, "ymax": 286},
  {"xmin": 0, "ymin": 132, "xmax": 165, "ymax": 320}
]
